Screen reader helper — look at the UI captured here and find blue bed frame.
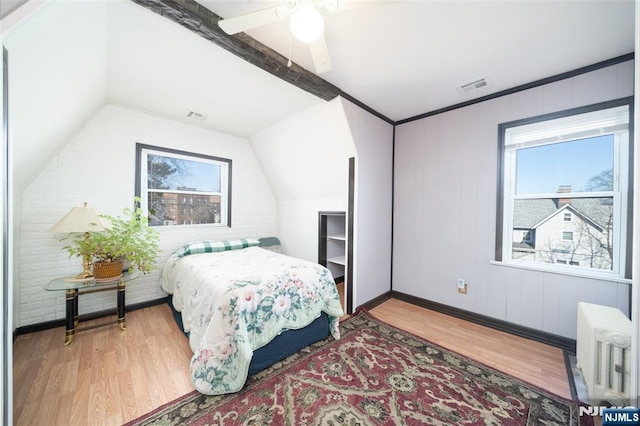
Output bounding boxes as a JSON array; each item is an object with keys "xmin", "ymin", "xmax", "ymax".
[
  {"xmin": 165, "ymin": 237, "xmax": 331, "ymax": 375},
  {"xmin": 167, "ymin": 295, "xmax": 329, "ymax": 375}
]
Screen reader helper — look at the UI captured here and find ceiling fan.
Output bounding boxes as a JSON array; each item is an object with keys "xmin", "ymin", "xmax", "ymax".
[{"xmin": 218, "ymin": 0, "xmax": 341, "ymax": 74}]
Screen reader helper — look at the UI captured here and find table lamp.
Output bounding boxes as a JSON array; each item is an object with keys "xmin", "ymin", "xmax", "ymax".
[{"xmin": 48, "ymin": 202, "xmax": 110, "ymax": 278}]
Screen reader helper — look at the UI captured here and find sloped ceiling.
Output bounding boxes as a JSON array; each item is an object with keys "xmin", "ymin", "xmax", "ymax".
[
  {"xmin": 2, "ymin": 0, "xmax": 323, "ymax": 192},
  {"xmin": 3, "ymin": 0, "xmax": 109, "ymax": 192},
  {"xmin": 106, "ymin": 0, "xmax": 322, "ymax": 137},
  {"xmin": 1, "ymin": 0, "xmax": 635, "ymax": 192}
]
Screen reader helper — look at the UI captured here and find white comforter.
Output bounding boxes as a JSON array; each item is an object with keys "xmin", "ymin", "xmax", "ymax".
[{"xmin": 162, "ymin": 246, "xmax": 344, "ymax": 394}]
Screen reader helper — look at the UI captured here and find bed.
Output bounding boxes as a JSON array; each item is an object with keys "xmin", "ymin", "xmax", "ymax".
[{"xmin": 161, "ymin": 237, "xmax": 344, "ymax": 395}]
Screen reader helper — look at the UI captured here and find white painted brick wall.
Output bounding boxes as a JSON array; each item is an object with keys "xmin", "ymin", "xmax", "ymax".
[{"xmin": 18, "ymin": 104, "xmax": 277, "ymax": 326}]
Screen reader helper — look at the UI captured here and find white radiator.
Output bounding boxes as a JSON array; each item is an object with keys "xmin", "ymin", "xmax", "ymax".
[{"xmin": 576, "ymin": 302, "xmax": 632, "ymax": 405}]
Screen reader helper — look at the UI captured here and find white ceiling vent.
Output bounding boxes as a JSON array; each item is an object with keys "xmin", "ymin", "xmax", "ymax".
[
  {"xmin": 458, "ymin": 77, "xmax": 490, "ymax": 95},
  {"xmin": 186, "ymin": 110, "xmax": 207, "ymax": 121}
]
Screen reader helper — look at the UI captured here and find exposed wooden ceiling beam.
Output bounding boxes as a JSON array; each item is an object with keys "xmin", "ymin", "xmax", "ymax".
[{"xmin": 129, "ymin": 0, "xmax": 342, "ymax": 102}]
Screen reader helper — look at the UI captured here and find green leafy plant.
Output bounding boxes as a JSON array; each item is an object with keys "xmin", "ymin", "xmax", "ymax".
[{"xmin": 63, "ymin": 198, "xmax": 160, "ymax": 273}]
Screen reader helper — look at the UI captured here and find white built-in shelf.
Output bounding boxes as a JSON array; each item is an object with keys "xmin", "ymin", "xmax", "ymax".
[
  {"xmin": 327, "ymin": 255, "xmax": 346, "ymax": 266},
  {"xmin": 319, "ymin": 211, "xmax": 346, "ymax": 284}
]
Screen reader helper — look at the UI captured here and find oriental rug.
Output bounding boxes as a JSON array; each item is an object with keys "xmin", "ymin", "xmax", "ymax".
[{"xmin": 126, "ymin": 309, "xmax": 592, "ymax": 425}]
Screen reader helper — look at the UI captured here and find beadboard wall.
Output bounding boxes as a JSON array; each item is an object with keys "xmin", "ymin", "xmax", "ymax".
[
  {"xmin": 393, "ymin": 59, "xmax": 634, "ymax": 340},
  {"xmin": 18, "ymin": 104, "xmax": 277, "ymax": 327}
]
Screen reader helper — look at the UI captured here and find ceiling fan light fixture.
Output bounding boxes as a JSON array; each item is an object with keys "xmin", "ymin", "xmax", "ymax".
[{"xmin": 289, "ymin": 6, "xmax": 324, "ymax": 43}]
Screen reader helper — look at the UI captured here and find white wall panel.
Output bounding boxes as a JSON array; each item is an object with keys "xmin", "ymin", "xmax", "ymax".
[
  {"xmin": 573, "ymin": 66, "xmax": 619, "ymax": 107},
  {"xmin": 542, "ymin": 79, "xmax": 574, "ymax": 113},
  {"xmin": 615, "ymin": 59, "xmax": 634, "ymax": 97},
  {"xmin": 435, "ymin": 111, "xmax": 463, "ymax": 307},
  {"xmin": 504, "ymin": 267, "xmax": 522, "ymax": 324},
  {"xmin": 394, "ymin": 60, "xmax": 633, "ymax": 339},
  {"xmin": 518, "ymin": 269, "xmax": 544, "ymax": 330},
  {"xmin": 341, "ymin": 99, "xmax": 393, "ymax": 308},
  {"xmin": 392, "ymin": 120, "xmax": 422, "ymax": 290},
  {"xmin": 456, "ymin": 106, "xmax": 481, "ymax": 312},
  {"xmin": 18, "ymin": 105, "xmax": 277, "ymax": 326},
  {"xmin": 470, "ymin": 263, "xmax": 490, "ymax": 317},
  {"xmin": 509, "ymin": 87, "xmax": 544, "ymax": 121},
  {"xmin": 485, "ymin": 266, "xmax": 508, "ymax": 320},
  {"xmin": 541, "ymin": 273, "xmax": 562, "ymax": 336}
]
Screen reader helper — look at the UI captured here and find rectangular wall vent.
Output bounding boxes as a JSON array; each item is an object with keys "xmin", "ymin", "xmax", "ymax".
[
  {"xmin": 458, "ymin": 77, "xmax": 489, "ymax": 95},
  {"xmin": 186, "ymin": 111, "xmax": 207, "ymax": 121}
]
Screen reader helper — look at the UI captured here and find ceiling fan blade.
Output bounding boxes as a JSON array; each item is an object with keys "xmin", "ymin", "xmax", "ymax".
[
  {"xmin": 218, "ymin": 7, "xmax": 285, "ymax": 35},
  {"xmin": 309, "ymin": 33, "xmax": 332, "ymax": 73}
]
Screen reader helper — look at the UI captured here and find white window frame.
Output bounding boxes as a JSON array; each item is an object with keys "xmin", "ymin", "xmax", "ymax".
[
  {"xmin": 136, "ymin": 144, "xmax": 232, "ymax": 227},
  {"xmin": 497, "ymin": 99, "xmax": 632, "ymax": 279}
]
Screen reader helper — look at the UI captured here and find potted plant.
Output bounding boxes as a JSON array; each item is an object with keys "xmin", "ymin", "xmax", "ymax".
[{"xmin": 63, "ymin": 198, "xmax": 160, "ymax": 278}]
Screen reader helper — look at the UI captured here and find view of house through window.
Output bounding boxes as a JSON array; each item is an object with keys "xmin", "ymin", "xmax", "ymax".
[
  {"xmin": 136, "ymin": 144, "xmax": 231, "ymax": 227},
  {"xmin": 498, "ymin": 100, "xmax": 631, "ymax": 278}
]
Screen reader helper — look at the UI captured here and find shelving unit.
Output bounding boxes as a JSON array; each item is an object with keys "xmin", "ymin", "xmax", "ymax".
[
  {"xmin": 318, "ymin": 158, "xmax": 355, "ymax": 315},
  {"xmin": 318, "ymin": 211, "xmax": 346, "ymax": 283},
  {"xmin": 326, "ymin": 234, "xmax": 346, "ymax": 267}
]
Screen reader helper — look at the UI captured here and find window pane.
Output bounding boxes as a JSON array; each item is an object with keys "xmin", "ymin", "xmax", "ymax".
[
  {"xmin": 147, "ymin": 192, "xmax": 222, "ymax": 226},
  {"xmin": 511, "ymin": 197, "xmax": 614, "ymax": 271},
  {"xmin": 147, "ymin": 154, "xmax": 221, "ymax": 192},
  {"xmin": 515, "ymin": 135, "xmax": 613, "ymax": 194}
]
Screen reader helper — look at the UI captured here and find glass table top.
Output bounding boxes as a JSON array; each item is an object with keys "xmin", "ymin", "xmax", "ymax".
[{"xmin": 45, "ymin": 269, "xmax": 141, "ymax": 291}]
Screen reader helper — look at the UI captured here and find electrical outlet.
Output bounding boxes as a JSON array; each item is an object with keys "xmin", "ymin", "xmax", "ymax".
[{"xmin": 457, "ymin": 278, "xmax": 468, "ymax": 294}]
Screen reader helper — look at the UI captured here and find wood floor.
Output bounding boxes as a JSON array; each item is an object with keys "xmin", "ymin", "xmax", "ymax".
[{"xmin": 13, "ymin": 298, "xmax": 574, "ymax": 425}]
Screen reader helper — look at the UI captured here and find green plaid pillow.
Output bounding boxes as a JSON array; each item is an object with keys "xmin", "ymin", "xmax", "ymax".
[{"xmin": 173, "ymin": 238, "xmax": 260, "ymax": 258}]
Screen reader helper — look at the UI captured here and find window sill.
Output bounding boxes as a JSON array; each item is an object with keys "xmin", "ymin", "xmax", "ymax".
[{"xmin": 489, "ymin": 260, "xmax": 632, "ymax": 284}]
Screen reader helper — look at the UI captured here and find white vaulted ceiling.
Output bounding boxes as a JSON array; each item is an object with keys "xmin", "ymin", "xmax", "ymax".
[{"xmin": 1, "ymin": 0, "xmax": 635, "ymax": 191}]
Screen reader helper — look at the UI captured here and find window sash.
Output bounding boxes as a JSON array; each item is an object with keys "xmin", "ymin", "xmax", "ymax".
[
  {"xmin": 498, "ymin": 101, "xmax": 630, "ymax": 278},
  {"xmin": 504, "ymin": 105, "xmax": 629, "ymax": 149},
  {"xmin": 136, "ymin": 144, "xmax": 231, "ymax": 227}
]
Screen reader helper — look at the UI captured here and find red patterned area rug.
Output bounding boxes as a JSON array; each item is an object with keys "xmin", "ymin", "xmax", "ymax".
[{"xmin": 126, "ymin": 309, "xmax": 592, "ymax": 425}]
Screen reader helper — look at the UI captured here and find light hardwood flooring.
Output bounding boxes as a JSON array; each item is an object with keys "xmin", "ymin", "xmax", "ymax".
[
  {"xmin": 14, "ymin": 298, "xmax": 575, "ymax": 425},
  {"xmin": 370, "ymin": 299, "xmax": 571, "ymax": 399},
  {"xmin": 13, "ymin": 304, "xmax": 194, "ymax": 426}
]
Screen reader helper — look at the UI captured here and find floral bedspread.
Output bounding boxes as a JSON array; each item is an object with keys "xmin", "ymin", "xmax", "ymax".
[{"xmin": 161, "ymin": 246, "xmax": 344, "ymax": 395}]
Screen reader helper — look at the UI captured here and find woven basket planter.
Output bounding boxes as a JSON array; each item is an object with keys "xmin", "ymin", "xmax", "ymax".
[{"xmin": 93, "ymin": 259, "xmax": 124, "ymax": 280}]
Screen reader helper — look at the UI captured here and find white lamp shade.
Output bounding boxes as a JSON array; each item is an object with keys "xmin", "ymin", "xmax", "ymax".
[
  {"xmin": 48, "ymin": 203, "xmax": 110, "ymax": 233},
  {"xmin": 290, "ymin": 7, "xmax": 324, "ymax": 43}
]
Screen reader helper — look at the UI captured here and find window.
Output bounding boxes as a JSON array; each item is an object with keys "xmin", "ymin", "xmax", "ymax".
[
  {"xmin": 136, "ymin": 144, "xmax": 232, "ymax": 227},
  {"xmin": 497, "ymin": 99, "xmax": 632, "ymax": 278}
]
